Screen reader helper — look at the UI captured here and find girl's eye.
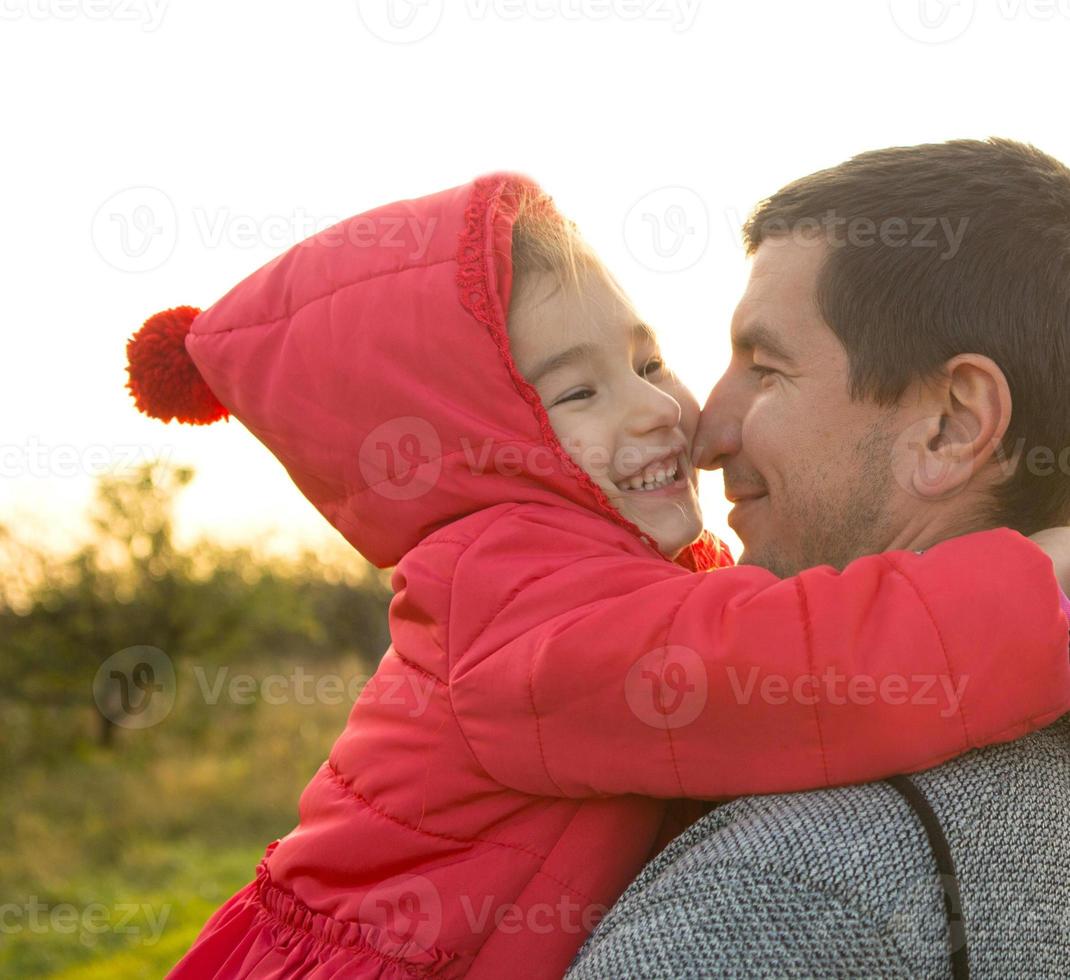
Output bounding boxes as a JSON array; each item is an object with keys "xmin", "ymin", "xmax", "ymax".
[
  {"xmin": 554, "ymin": 388, "xmax": 595, "ymax": 406},
  {"xmin": 641, "ymin": 358, "xmax": 664, "ymax": 377}
]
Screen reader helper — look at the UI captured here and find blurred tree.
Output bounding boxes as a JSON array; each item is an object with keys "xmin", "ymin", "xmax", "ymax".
[{"xmin": 0, "ymin": 461, "xmax": 390, "ymax": 759}]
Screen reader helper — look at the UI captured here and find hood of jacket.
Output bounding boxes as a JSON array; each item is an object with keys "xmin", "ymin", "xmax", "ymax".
[{"xmin": 184, "ymin": 173, "xmax": 720, "ymax": 570}]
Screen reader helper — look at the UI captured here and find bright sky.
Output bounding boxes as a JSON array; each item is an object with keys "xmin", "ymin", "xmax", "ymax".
[{"xmin": 4, "ymin": 0, "xmax": 1070, "ymax": 562}]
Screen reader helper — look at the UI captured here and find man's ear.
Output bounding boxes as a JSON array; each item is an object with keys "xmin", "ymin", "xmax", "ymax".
[{"xmin": 899, "ymin": 354, "xmax": 1013, "ymax": 501}]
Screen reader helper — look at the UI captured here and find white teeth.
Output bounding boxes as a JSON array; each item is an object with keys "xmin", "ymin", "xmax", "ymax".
[{"xmin": 617, "ymin": 457, "xmax": 680, "ymax": 492}]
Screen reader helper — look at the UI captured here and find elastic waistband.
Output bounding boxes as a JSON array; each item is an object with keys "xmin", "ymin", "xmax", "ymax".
[{"xmin": 253, "ymin": 844, "xmax": 459, "ymax": 978}]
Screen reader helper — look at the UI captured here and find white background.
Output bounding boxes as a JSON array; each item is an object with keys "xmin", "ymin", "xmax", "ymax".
[{"xmin": 3, "ymin": 0, "xmax": 1069, "ymax": 562}]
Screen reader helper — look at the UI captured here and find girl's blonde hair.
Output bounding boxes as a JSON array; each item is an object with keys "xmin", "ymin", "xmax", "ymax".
[{"xmin": 507, "ymin": 186, "xmax": 631, "ymax": 319}]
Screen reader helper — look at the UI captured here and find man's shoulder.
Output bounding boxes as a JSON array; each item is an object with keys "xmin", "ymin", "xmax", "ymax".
[
  {"xmin": 911, "ymin": 713, "xmax": 1070, "ymax": 975},
  {"xmin": 911, "ymin": 708, "xmax": 1070, "ymax": 804},
  {"xmin": 567, "ymin": 773, "xmax": 946, "ymax": 978},
  {"xmin": 634, "ymin": 713, "xmax": 1070, "ymax": 887},
  {"xmin": 568, "ymin": 715, "xmax": 1070, "ymax": 979},
  {"xmin": 680, "ymin": 711, "xmax": 1070, "ymax": 866}
]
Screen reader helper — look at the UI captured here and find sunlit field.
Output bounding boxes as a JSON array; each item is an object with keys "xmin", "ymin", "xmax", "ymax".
[{"xmin": 5, "ymin": 1, "xmax": 1070, "ymax": 975}]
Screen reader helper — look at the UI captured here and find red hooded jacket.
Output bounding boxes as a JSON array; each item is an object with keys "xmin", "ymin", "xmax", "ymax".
[{"xmin": 162, "ymin": 175, "xmax": 1070, "ymax": 978}]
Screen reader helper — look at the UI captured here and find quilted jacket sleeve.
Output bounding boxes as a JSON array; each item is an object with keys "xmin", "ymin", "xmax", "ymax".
[{"xmin": 447, "ymin": 508, "xmax": 1070, "ymax": 799}]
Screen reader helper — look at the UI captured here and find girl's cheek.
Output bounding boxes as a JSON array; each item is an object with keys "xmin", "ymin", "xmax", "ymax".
[
  {"xmin": 569, "ymin": 424, "xmax": 619, "ymax": 484},
  {"xmin": 556, "ymin": 426, "xmax": 598, "ymax": 475},
  {"xmin": 682, "ymin": 400, "xmax": 699, "ymax": 439},
  {"xmin": 548, "ymin": 413, "xmax": 582, "ymax": 453}
]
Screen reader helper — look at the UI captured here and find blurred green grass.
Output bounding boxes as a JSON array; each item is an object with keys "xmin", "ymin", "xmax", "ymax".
[
  {"xmin": 0, "ymin": 654, "xmax": 365, "ymax": 979},
  {"xmin": 1, "ymin": 464, "xmax": 390, "ymax": 977}
]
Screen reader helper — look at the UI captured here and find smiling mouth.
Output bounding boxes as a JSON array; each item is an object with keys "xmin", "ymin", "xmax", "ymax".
[
  {"xmin": 615, "ymin": 452, "xmax": 686, "ymax": 493},
  {"xmin": 726, "ymin": 494, "xmax": 767, "ymax": 529},
  {"xmin": 727, "ymin": 493, "xmax": 767, "ymax": 505}
]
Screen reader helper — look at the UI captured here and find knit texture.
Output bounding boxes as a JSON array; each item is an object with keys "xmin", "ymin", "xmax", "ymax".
[{"xmin": 566, "ymin": 713, "xmax": 1070, "ymax": 978}]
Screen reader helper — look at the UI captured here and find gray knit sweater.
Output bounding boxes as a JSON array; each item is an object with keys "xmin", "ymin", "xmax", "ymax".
[{"xmin": 566, "ymin": 714, "xmax": 1070, "ymax": 978}]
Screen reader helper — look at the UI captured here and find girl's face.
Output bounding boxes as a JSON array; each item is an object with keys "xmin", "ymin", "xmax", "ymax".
[{"xmin": 509, "ymin": 268, "xmax": 704, "ymax": 558}]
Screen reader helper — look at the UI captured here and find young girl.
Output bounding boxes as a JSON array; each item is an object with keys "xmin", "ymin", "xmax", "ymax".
[{"xmin": 126, "ymin": 174, "xmax": 1070, "ymax": 979}]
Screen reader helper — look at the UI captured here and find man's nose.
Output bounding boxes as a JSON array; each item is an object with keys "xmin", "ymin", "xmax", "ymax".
[{"xmin": 693, "ymin": 379, "xmax": 743, "ymax": 470}]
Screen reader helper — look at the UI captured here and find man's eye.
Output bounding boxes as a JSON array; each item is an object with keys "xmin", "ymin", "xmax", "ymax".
[
  {"xmin": 554, "ymin": 388, "xmax": 595, "ymax": 405},
  {"xmin": 750, "ymin": 365, "xmax": 779, "ymax": 383}
]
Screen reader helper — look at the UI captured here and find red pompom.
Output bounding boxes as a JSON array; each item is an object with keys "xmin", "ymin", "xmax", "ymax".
[{"xmin": 126, "ymin": 306, "xmax": 229, "ymax": 425}]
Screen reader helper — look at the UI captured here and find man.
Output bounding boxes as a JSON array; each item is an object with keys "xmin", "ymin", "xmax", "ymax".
[{"xmin": 566, "ymin": 138, "xmax": 1070, "ymax": 977}]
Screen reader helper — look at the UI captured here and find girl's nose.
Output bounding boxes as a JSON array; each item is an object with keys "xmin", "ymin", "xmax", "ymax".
[{"xmin": 626, "ymin": 376, "xmax": 683, "ymax": 435}]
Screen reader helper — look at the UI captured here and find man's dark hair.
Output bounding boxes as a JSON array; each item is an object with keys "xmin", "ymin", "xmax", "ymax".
[{"xmin": 743, "ymin": 137, "xmax": 1070, "ymax": 534}]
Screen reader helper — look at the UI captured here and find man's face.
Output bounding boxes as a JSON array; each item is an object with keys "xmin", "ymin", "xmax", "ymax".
[{"xmin": 694, "ymin": 238, "xmax": 906, "ymax": 577}]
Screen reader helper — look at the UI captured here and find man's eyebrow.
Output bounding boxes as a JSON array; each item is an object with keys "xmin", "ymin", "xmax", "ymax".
[
  {"xmin": 732, "ymin": 321, "xmax": 797, "ymax": 366},
  {"xmin": 525, "ymin": 342, "xmax": 600, "ymax": 386}
]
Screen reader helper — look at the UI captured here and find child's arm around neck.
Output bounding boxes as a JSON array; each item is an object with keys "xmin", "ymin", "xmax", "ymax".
[{"xmin": 439, "ymin": 503, "xmax": 1070, "ymax": 800}]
